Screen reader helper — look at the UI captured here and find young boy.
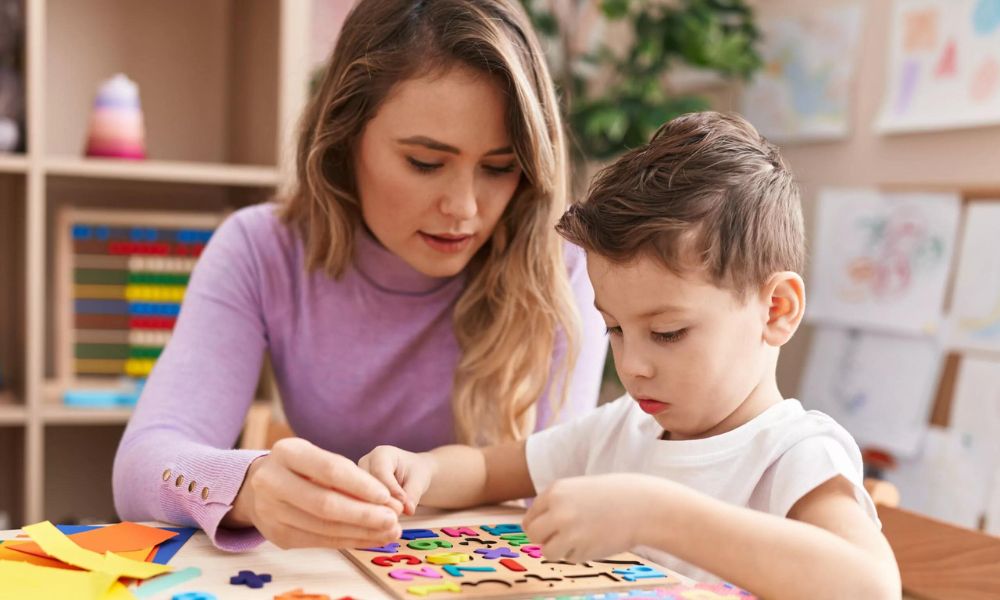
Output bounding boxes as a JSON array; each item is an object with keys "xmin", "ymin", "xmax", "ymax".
[{"xmin": 358, "ymin": 112, "xmax": 901, "ymax": 599}]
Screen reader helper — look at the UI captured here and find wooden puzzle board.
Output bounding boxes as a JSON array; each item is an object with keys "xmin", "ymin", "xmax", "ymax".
[{"xmin": 341, "ymin": 523, "xmax": 686, "ymax": 600}]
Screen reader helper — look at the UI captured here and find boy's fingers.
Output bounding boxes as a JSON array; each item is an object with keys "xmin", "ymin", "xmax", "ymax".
[
  {"xmin": 523, "ymin": 510, "xmax": 557, "ymax": 548},
  {"xmin": 522, "ymin": 494, "xmax": 548, "ymax": 530},
  {"xmin": 400, "ymin": 471, "xmax": 430, "ymax": 508},
  {"xmin": 368, "ymin": 450, "xmax": 408, "ymax": 499}
]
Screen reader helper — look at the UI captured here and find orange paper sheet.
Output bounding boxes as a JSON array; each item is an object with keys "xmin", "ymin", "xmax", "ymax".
[
  {"xmin": 21, "ymin": 521, "xmax": 171, "ymax": 580},
  {"xmin": 0, "ymin": 540, "xmax": 76, "ymax": 570},
  {"xmin": 7, "ymin": 522, "xmax": 176, "ymax": 559}
]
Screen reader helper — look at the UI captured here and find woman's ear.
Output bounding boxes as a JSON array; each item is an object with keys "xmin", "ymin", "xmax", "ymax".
[{"xmin": 761, "ymin": 272, "xmax": 805, "ymax": 347}]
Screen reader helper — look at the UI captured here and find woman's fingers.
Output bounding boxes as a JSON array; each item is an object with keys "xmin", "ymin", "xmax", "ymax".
[
  {"xmin": 266, "ymin": 519, "xmax": 396, "ymax": 550},
  {"xmin": 275, "ymin": 498, "xmax": 401, "ymax": 542},
  {"xmin": 274, "ymin": 438, "xmax": 392, "ymax": 506},
  {"xmin": 267, "ymin": 466, "xmax": 398, "ymax": 530}
]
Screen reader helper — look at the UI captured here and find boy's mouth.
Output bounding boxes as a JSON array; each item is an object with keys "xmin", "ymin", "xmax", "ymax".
[{"xmin": 636, "ymin": 397, "xmax": 670, "ymax": 415}]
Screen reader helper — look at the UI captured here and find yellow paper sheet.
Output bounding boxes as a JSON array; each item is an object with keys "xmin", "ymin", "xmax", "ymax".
[
  {"xmin": 22, "ymin": 521, "xmax": 171, "ymax": 580},
  {"xmin": 0, "ymin": 560, "xmax": 132, "ymax": 600}
]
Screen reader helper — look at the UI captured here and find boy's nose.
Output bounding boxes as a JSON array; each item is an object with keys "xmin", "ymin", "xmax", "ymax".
[{"xmin": 616, "ymin": 344, "xmax": 655, "ymax": 380}]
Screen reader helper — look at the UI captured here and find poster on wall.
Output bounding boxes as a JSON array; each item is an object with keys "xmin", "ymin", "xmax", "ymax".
[
  {"xmin": 799, "ymin": 325, "xmax": 942, "ymax": 458},
  {"xmin": 808, "ymin": 188, "xmax": 962, "ymax": 335},
  {"xmin": 742, "ymin": 4, "xmax": 864, "ymax": 142},
  {"xmin": 947, "ymin": 201, "xmax": 1000, "ymax": 352},
  {"xmin": 877, "ymin": 0, "xmax": 1000, "ymax": 133}
]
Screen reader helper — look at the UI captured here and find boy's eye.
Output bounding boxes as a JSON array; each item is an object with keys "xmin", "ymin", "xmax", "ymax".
[
  {"xmin": 604, "ymin": 325, "xmax": 622, "ymax": 337},
  {"xmin": 407, "ymin": 157, "xmax": 442, "ymax": 172},
  {"xmin": 652, "ymin": 329, "xmax": 687, "ymax": 343}
]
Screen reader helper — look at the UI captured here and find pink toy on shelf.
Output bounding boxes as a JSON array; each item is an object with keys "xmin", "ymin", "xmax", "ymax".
[{"xmin": 84, "ymin": 73, "xmax": 147, "ymax": 159}]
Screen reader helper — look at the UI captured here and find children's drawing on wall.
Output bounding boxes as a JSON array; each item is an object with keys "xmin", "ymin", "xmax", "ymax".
[
  {"xmin": 799, "ymin": 326, "xmax": 942, "ymax": 458},
  {"xmin": 741, "ymin": 4, "xmax": 863, "ymax": 142},
  {"xmin": 808, "ymin": 188, "xmax": 961, "ymax": 335},
  {"xmin": 947, "ymin": 201, "xmax": 1000, "ymax": 352},
  {"xmin": 878, "ymin": 0, "xmax": 1000, "ymax": 133}
]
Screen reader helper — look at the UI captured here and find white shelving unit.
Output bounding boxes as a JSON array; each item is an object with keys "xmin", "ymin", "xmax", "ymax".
[{"xmin": 0, "ymin": 0, "xmax": 313, "ymax": 525}]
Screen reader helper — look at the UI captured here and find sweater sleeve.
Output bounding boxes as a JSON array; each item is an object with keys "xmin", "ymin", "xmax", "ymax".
[
  {"xmin": 112, "ymin": 209, "xmax": 271, "ymax": 551},
  {"xmin": 535, "ymin": 243, "xmax": 608, "ymax": 430}
]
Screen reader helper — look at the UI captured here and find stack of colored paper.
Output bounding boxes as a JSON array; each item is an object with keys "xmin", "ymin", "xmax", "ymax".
[{"xmin": 0, "ymin": 521, "xmax": 197, "ymax": 599}]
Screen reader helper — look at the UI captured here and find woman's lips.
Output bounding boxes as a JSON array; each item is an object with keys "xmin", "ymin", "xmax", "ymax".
[
  {"xmin": 637, "ymin": 398, "xmax": 669, "ymax": 415},
  {"xmin": 419, "ymin": 232, "xmax": 473, "ymax": 254}
]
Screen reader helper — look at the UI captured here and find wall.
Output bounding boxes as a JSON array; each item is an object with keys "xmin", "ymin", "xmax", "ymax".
[{"xmin": 746, "ymin": 0, "xmax": 1000, "ymax": 396}]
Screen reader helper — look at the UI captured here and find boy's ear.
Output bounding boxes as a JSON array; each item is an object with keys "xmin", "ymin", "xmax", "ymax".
[{"xmin": 761, "ymin": 272, "xmax": 805, "ymax": 347}]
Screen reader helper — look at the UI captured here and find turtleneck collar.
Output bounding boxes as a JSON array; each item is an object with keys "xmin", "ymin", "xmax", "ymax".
[{"xmin": 352, "ymin": 227, "xmax": 462, "ymax": 296}]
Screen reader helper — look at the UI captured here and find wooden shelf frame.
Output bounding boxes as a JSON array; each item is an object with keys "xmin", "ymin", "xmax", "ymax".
[{"xmin": 3, "ymin": 0, "xmax": 312, "ymax": 525}]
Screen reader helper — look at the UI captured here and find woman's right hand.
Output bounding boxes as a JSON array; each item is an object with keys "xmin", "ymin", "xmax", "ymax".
[
  {"xmin": 358, "ymin": 445, "xmax": 437, "ymax": 515},
  {"xmin": 224, "ymin": 438, "xmax": 405, "ymax": 549}
]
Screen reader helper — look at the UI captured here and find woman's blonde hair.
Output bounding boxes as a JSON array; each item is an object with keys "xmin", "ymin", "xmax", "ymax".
[{"xmin": 281, "ymin": 0, "xmax": 580, "ymax": 444}]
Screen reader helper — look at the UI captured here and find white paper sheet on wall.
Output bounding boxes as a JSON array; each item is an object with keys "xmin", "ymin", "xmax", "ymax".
[
  {"xmin": 948, "ymin": 355, "xmax": 1000, "ymax": 524},
  {"xmin": 799, "ymin": 325, "xmax": 942, "ymax": 458},
  {"xmin": 947, "ymin": 202, "xmax": 1000, "ymax": 353},
  {"xmin": 987, "ymin": 466, "xmax": 1000, "ymax": 535},
  {"xmin": 877, "ymin": 0, "xmax": 1000, "ymax": 133},
  {"xmin": 741, "ymin": 4, "xmax": 864, "ymax": 142},
  {"xmin": 885, "ymin": 426, "xmax": 987, "ymax": 529},
  {"xmin": 808, "ymin": 188, "xmax": 962, "ymax": 335},
  {"xmin": 884, "ymin": 356, "xmax": 1000, "ymax": 530}
]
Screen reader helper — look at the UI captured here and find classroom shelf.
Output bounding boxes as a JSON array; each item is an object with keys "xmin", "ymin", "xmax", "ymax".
[
  {"xmin": 3, "ymin": 0, "xmax": 313, "ymax": 525},
  {"xmin": 40, "ymin": 381, "xmax": 132, "ymax": 425},
  {"xmin": 0, "ymin": 174, "xmax": 27, "ymax": 410},
  {"xmin": 45, "ymin": 0, "xmax": 282, "ymax": 167},
  {"xmin": 44, "ymin": 425, "xmax": 123, "ymax": 523},
  {"xmin": 44, "ymin": 157, "xmax": 281, "ymax": 187},
  {"xmin": 39, "ymin": 406, "xmax": 134, "ymax": 426},
  {"xmin": 0, "ymin": 393, "xmax": 27, "ymax": 425},
  {"xmin": 0, "ymin": 155, "xmax": 29, "ymax": 173}
]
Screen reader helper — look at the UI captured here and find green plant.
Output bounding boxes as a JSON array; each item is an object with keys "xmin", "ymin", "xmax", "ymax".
[{"xmin": 522, "ymin": 0, "xmax": 763, "ymax": 161}]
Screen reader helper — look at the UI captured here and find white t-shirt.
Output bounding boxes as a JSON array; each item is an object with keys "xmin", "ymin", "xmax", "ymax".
[{"xmin": 525, "ymin": 395, "xmax": 880, "ymax": 583}]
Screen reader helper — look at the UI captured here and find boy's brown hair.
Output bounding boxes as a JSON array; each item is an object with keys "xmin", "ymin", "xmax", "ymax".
[{"xmin": 557, "ymin": 111, "xmax": 804, "ymax": 300}]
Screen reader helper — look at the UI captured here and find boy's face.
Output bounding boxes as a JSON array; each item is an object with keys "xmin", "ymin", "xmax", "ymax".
[{"xmin": 588, "ymin": 252, "xmax": 777, "ymax": 440}]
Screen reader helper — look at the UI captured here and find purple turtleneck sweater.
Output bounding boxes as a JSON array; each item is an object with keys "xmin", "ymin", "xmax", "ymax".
[{"xmin": 112, "ymin": 203, "xmax": 607, "ymax": 551}]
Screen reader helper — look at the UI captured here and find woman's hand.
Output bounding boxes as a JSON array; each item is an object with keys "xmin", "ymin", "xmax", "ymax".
[
  {"xmin": 224, "ymin": 438, "xmax": 405, "ymax": 549},
  {"xmin": 523, "ymin": 473, "xmax": 670, "ymax": 562},
  {"xmin": 358, "ymin": 445, "xmax": 437, "ymax": 515}
]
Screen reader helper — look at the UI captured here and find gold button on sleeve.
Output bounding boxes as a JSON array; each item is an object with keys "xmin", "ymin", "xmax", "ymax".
[
  {"xmin": 201, "ymin": 487, "xmax": 210, "ymax": 500},
  {"xmin": 188, "ymin": 481, "xmax": 197, "ymax": 493},
  {"xmin": 161, "ymin": 469, "xmax": 172, "ymax": 481},
  {"xmin": 175, "ymin": 475, "xmax": 184, "ymax": 487}
]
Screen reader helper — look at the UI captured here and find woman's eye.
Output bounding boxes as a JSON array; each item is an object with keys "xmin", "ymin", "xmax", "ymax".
[
  {"xmin": 652, "ymin": 329, "xmax": 687, "ymax": 344},
  {"xmin": 407, "ymin": 157, "xmax": 442, "ymax": 173},
  {"xmin": 483, "ymin": 163, "xmax": 517, "ymax": 176}
]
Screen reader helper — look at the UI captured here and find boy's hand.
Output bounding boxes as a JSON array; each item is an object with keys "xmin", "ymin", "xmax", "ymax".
[
  {"xmin": 359, "ymin": 445, "xmax": 437, "ymax": 515},
  {"xmin": 523, "ymin": 473, "xmax": 668, "ymax": 562}
]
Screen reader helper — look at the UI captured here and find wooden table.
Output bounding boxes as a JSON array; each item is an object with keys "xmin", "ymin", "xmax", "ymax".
[{"xmin": 1, "ymin": 505, "xmax": 692, "ymax": 600}]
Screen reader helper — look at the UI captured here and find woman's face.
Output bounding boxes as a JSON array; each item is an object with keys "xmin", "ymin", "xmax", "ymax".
[{"xmin": 354, "ymin": 66, "xmax": 523, "ymax": 278}]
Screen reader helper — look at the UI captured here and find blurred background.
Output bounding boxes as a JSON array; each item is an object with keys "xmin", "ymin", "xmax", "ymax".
[{"xmin": 0, "ymin": 0, "xmax": 998, "ymax": 555}]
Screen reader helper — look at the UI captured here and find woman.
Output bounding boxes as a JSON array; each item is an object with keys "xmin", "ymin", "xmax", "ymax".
[{"xmin": 112, "ymin": 0, "xmax": 606, "ymax": 552}]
